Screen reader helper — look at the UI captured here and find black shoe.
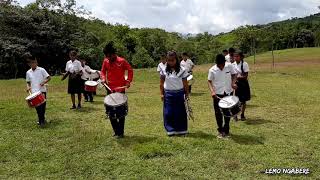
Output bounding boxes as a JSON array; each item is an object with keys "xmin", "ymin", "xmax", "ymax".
[
  {"xmin": 241, "ymin": 114, "xmax": 246, "ymax": 121},
  {"xmin": 116, "ymin": 134, "xmax": 124, "ymax": 139},
  {"xmin": 77, "ymin": 104, "xmax": 82, "ymax": 109},
  {"xmin": 70, "ymin": 105, "xmax": 76, "ymax": 109}
]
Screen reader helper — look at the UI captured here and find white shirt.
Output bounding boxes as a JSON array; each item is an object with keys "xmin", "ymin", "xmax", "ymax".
[
  {"xmin": 233, "ymin": 61, "xmax": 250, "ymax": 77},
  {"xmin": 81, "ymin": 65, "xmax": 92, "ymax": 80},
  {"xmin": 65, "ymin": 60, "xmax": 83, "ymax": 73},
  {"xmin": 180, "ymin": 59, "xmax": 194, "ymax": 72},
  {"xmin": 157, "ymin": 62, "xmax": 166, "ymax": 73},
  {"xmin": 160, "ymin": 66, "xmax": 189, "ymax": 91},
  {"xmin": 26, "ymin": 67, "xmax": 50, "ymax": 93},
  {"xmin": 208, "ymin": 63, "xmax": 237, "ymax": 95}
]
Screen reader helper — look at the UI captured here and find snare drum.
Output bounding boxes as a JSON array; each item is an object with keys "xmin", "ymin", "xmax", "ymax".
[
  {"xmin": 187, "ymin": 75, "xmax": 194, "ymax": 86},
  {"xmin": 26, "ymin": 91, "xmax": 46, "ymax": 108},
  {"xmin": 84, "ymin": 81, "xmax": 98, "ymax": 92},
  {"xmin": 218, "ymin": 96, "xmax": 241, "ymax": 117},
  {"xmin": 104, "ymin": 92, "xmax": 128, "ymax": 119}
]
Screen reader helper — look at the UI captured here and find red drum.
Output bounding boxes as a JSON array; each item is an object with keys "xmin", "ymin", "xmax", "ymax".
[
  {"xmin": 26, "ymin": 91, "xmax": 46, "ymax": 108},
  {"xmin": 84, "ymin": 81, "xmax": 98, "ymax": 92}
]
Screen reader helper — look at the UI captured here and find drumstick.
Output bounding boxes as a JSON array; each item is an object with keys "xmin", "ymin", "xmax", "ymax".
[
  {"xmin": 114, "ymin": 86, "xmax": 127, "ymax": 90},
  {"xmin": 102, "ymin": 83, "xmax": 118, "ymax": 104},
  {"xmin": 217, "ymin": 96, "xmax": 231, "ymax": 106},
  {"xmin": 102, "ymin": 83, "xmax": 112, "ymax": 92}
]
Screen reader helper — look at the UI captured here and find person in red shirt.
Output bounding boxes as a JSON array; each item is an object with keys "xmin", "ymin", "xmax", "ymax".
[{"xmin": 100, "ymin": 42, "xmax": 133, "ymax": 138}]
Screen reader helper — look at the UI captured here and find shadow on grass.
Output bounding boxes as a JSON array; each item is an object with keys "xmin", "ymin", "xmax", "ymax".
[
  {"xmin": 83, "ymin": 101, "xmax": 104, "ymax": 105},
  {"xmin": 244, "ymin": 118, "xmax": 274, "ymax": 125},
  {"xmin": 190, "ymin": 92, "xmax": 206, "ymax": 97},
  {"xmin": 188, "ymin": 131, "xmax": 215, "ymax": 139},
  {"xmin": 75, "ymin": 106, "xmax": 99, "ymax": 113},
  {"xmin": 231, "ymin": 134, "xmax": 265, "ymax": 145},
  {"xmin": 116, "ymin": 135, "xmax": 156, "ymax": 147},
  {"xmin": 246, "ymin": 104, "xmax": 259, "ymax": 108}
]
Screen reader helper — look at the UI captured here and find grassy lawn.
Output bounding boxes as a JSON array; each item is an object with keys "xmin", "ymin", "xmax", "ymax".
[{"xmin": 0, "ymin": 48, "xmax": 320, "ymax": 179}]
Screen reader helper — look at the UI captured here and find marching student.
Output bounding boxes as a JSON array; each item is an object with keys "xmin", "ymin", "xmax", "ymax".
[
  {"xmin": 223, "ymin": 49, "xmax": 229, "ymax": 56},
  {"xmin": 208, "ymin": 54, "xmax": 237, "ymax": 138},
  {"xmin": 157, "ymin": 53, "xmax": 167, "ymax": 74},
  {"xmin": 160, "ymin": 51, "xmax": 189, "ymax": 136},
  {"xmin": 233, "ymin": 50, "xmax": 251, "ymax": 120},
  {"xmin": 80, "ymin": 58, "xmax": 94, "ymax": 102},
  {"xmin": 100, "ymin": 42, "xmax": 133, "ymax": 138},
  {"xmin": 25, "ymin": 53, "xmax": 51, "ymax": 127},
  {"xmin": 181, "ymin": 52, "xmax": 195, "ymax": 93},
  {"xmin": 225, "ymin": 47, "xmax": 235, "ymax": 63},
  {"xmin": 62, "ymin": 50, "xmax": 83, "ymax": 109}
]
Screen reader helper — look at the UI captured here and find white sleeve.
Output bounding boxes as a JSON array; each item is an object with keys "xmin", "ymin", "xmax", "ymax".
[
  {"xmin": 65, "ymin": 62, "xmax": 69, "ymax": 72},
  {"xmin": 78, "ymin": 62, "xmax": 84, "ymax": 71},
  {"xmin": 243, "ymin": 62, "xmax": 249, "ymax": 72},
  {"xmin": 208, "ymin": 69, "xmax": 214, "ymax": 81},
  {"xmin": 189, "ymin": 60, "xmax": 194, "ymax": 66},
  {"xmin": 42, "ymin": 68, "xmax": 50, "ymax": 78},
  {"xmin": 157, "ymin": 64, "xmax": 161, "ymax": 72},
  {"xmin": 26, "ymin": 72, "xmax": 30, "ymax": 82},
  {"xmin": 182, "ymin": 69, "xmax": 189, "ymax": 79}
]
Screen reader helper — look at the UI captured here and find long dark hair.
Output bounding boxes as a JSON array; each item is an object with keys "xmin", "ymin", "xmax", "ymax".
[
  {"xmin": 166, "ymin": 51, "xmax": 181, "ymax": 74},
  {"xmin": 235, "ymin": 50, "xmax": 245, "ymax": 73}
]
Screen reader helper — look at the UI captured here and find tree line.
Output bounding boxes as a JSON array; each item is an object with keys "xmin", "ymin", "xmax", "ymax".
[{"xmin": 1, "ymin": 0, "xmax": 319, "ymax": 79}]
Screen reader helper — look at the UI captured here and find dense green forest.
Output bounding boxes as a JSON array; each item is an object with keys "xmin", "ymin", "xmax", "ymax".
[{"xmin": 0, "ymin": 0, "xmax": 319, "ymax": 79}]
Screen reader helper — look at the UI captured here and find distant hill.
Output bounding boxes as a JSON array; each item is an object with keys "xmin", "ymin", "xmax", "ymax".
[{"xmin": 0, "ymin": 1, "xmax": 319, "ymax": 79}]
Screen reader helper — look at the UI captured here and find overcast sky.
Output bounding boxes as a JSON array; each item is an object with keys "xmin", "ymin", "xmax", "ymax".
[{"xmin": 17, "ymin": 0, "xmax": 320, "ymax": 34}]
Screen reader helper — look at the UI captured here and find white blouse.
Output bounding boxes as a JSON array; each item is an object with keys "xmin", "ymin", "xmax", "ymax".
[{"xmin": 160, "ymin": 66, "xmax": 189, "ymax": 91}]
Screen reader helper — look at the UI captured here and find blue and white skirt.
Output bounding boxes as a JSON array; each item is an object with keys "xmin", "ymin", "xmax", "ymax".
[{"xmin": 163, "ymin": 89, "xmax": 188, "ymax": 135}]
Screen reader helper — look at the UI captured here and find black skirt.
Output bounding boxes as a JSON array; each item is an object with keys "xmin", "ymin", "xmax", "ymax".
[
  {"xmin": 236, "ymin": 79, "xmax": 251, "ymax": 102},
  {"xmin": 68, "ymin": 74, "xmax": 82, "ymax": 94}
]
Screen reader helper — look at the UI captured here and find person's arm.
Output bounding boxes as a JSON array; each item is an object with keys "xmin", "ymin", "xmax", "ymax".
[
  {"xmin": 62, "ymin": 63, "xmax": 69, "ymax": 81},
  {"xmin": 160, "ymin": 76, "xmax": 165, "ymax": 102},
  {"xmin": 26, "ymin": 82, "xmax": 31, "ymax": 93},
  {"xmin": 208, "ymin": 80, "xmax": 217, "ymax": 99},
  {"xmin": 230, "ymin": 65, "xmax": 238, "ymax": 90},
  {"xmin": 100, "ymin": 60, "xmax": 107, "ymax": 83},
  {"xmin": 40, "ymin": 69, "xmax": 51, "ymax": 86},
  {"xmin": 208, "ymin": 70, "xmax": 217, "ymax": 99},
  {"xmin": 124, "ymin": 60, "xmax": 133, "ymax": 87},
  {"xmin": 26, "ymin": 72, "xmax": 31, "ymax": 92},
  {"xmin": 183, "ymin": 78, "xmax": 189, "ymax": 98},
  {"xmin": 238, "ymin": 72, "xmax": 248, "ymax": 80},
  {"xmin": 190, "ymin": 60, "xmax": 195, "ymax": 71}
]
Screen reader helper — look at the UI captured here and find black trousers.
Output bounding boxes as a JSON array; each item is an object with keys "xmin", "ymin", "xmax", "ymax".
[
  {"xmin": 84, "ymin": 91, "xmax": 93, "ymax": 101},
  {"xmin": 107, "ymin": 90, "xmax": 126, "ymax": 136},
  {"xmin": 213, "ymin": 93, "xmax": 231, "ymax": 135},
  {"xmin": 35, "ymin": 92, "xmax": 47, "ymax": 124},
  {"xmin": 189, "ymin": 85, "xmax": 192, "ymax": 93}
]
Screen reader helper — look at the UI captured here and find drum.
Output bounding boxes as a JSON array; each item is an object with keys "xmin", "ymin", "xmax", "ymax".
[
  {"xmin": 104, "ymin": 92, "xmax": 128, "ymax": 119},
  {"xmin": 84, "ymin": 81, "xmax": 98, "ymax": 92},
  {"xmin": 218, "ymin": 96, "xmax": 241, "ymax": 117},
  {"xmin": 187, "ymin": 75, "xmax": 194, "ymax": 86},
  {"xmin": 26, "ymin": 91, "xmax": 46, "ymax": 108}
]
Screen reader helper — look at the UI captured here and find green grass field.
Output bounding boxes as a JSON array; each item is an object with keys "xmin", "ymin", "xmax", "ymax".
[{"xmin": 1, "ymin": 48, "xmax": 320, "ymax": 179}]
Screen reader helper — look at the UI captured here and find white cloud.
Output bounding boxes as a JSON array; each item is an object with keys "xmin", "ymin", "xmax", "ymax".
[{"xmin": 17, "ymin": 0, "xmax": 320, "ymax": 34}]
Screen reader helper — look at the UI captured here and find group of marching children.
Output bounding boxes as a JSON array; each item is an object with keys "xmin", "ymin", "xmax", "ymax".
[
  {"xmin": 25, "ymin": 50, "xmax": 100, "ymax": 127},
  {"xmin": 25, "ymin": 44, "xmax": 250, "ymax": 140},
  {"xmin": 157, "ymin": 48, "xmax": 250, "ymax": 139}
]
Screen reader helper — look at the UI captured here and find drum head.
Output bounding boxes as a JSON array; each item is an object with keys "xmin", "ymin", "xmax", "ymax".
[
  {"xmin": 218, "ymin": 96, "xmax": 239, "ymax": 108},
  {"xmin": 104, "ymin": 93, "xmax": 128, "ymax": 106},
  {"xmin": 85, "ymin": 81, "xmax": 98, "ymax": 86},
  {"xmin": 26, "ymin": 91, "xmax": 41, "ymax": 100}
]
